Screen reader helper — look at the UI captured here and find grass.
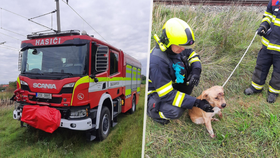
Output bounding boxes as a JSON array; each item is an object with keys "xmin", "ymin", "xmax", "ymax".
[
  {"xmin": 0, "ymin": 92, "xmax": 13, "ymax": 100},
  {"xmin": 145, "ymin": 4, "xmax": 280, "ymax": 158},
  {"xmin": 0, "ymin": 86, "xmax": 145, "ymax": 158}
]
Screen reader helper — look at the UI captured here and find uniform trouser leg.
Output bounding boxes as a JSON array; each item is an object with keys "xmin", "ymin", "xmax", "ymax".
[
  {"xmin": 268, "ymin": 53, "xmax": 280, "ymax": 94},
  {"xmin": 147, "ymin": 94, "xmax": 185, "ymax": 120},
  {"xmin": 251, "ymin": 48, "xmax": 273, "ymax": 91}
]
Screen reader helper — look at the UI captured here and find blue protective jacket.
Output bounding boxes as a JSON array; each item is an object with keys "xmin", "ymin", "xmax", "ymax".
[{"xmin": 148, "ymin": 45, "xmax": 201, "ymax": 109}]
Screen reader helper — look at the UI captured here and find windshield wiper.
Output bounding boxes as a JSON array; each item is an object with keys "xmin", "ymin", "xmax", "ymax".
[
  {"xmin": 48, "ymin": 72, "xmax": 74, "ymax": 77},
  {"xmin": 22, "ymin": 72, "xmax": 44, "ymax": 75}
]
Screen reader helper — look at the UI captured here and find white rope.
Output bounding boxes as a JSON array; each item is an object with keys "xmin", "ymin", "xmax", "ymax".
[{"xmin": 222, "ymin": 31, "xmax": 258, "ymax": 87}]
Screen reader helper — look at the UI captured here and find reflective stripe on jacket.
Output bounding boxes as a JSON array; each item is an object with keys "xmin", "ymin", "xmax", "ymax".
[{"xmin": 260, "ymin": 0, "xmax": 280, "ymax": 54}]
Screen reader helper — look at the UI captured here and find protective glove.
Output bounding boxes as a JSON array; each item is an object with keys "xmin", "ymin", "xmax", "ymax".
[
  {"xmin": 257, "ymin": 26, "xmax": 266, "ymax": 36},
  {"xmin": 194, "ymin": 99, "xmax": 214, "ymax": 112},
  {"xmin": 186, "ymin": 68, "xmax": 201, "ymax": 87}
]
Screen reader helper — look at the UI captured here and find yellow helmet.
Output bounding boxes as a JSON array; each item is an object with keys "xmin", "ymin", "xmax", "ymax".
[{"xmin": 160, "ymin": 18, "xmax": 195, "ymax": 48}]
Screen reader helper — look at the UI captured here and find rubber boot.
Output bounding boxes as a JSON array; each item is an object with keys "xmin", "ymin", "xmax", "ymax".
[
  {"xmin": 152, "ymin": 118, "xmax": 170, "ymax": 125},
  {"xmin": 267, "ymin": 92, "xmax": 278, "ymax": 103},
  {"xmin": 244, "ymin": 87, "xmax": 261, "ymax": 95}
]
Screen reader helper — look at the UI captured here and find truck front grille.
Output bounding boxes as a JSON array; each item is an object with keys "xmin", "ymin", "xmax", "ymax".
[
  {"xmin": 29, "ymin": 95, "xmax": 62, "ymax": 103},
  {"xmin": 21, "ymin": 85, "xmax": 30, "ymax": 91}
]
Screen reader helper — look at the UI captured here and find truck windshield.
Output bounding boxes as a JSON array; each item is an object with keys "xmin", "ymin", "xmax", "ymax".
[{"xmin": 21, "ymin": 45, "xmax": 88, "ymax": 76}]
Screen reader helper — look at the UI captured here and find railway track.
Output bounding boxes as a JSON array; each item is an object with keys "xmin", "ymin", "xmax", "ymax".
[{"xmin": 154, "ymin": 0, "xmax": 269, "ymax": 6}]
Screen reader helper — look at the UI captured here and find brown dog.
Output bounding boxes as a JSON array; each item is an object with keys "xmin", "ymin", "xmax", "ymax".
[{"xmin": 188, "ymin": 86, "xmax": 226, "ymax": 138}]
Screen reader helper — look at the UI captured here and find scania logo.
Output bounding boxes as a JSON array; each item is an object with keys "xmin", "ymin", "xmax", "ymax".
[{"xmin": 33, "ymin": 83, "xmax": 57, "ymax": 89}]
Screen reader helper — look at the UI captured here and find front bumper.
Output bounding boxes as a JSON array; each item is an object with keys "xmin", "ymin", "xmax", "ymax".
[
  {"xmin": 60, "ymin": 118, "xmax": 93, "ymax": 131},
  {"xmin": 13, "ymin": 104, "xmax": 95, "ymax": 131}
]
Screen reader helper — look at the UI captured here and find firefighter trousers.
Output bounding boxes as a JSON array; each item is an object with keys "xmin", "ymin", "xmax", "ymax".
[
  {"xmin": 251, "ymin": 47, "xmax": 280, "ymax": 94},
  {"xmin": 147, "ymin": 84, "xmax": 194, "ymax": 121},
  {"xmin": 147, "ymin": 93, "xmax": 185, "ymax": 120}
]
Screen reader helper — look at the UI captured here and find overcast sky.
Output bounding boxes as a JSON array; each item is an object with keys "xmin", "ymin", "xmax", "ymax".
[{"xmin": 0, "ymin": 0, "xmax": 152, "ymax": 84}]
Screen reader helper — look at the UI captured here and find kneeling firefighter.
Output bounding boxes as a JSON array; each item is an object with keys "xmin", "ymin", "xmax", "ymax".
[{"xmin": 147, "ymin": 18, "xmax": 214, "ymax": 125}]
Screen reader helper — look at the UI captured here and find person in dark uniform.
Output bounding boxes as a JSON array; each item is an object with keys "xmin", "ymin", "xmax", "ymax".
[
  {"xmin": 244, "ymin": 0, "xmax": 280, "ymax": 103},
  {"xmin": 147, "ymin": 18, "xmax": 214, "ymax": 125}
]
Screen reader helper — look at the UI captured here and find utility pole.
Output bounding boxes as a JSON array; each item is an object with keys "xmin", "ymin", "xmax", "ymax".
[{"xmin": 55, "ymin": 0, "xmax": 61, "ymax": 32}]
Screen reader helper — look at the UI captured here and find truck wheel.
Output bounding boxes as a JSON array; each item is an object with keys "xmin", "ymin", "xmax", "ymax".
[
  {"xmin": 97, "ymin": 106, "xmax": 111, "ymax": 141},
  {"xmin": 129, "ymin": 96, "xmax": 136, "ymax": 114}
]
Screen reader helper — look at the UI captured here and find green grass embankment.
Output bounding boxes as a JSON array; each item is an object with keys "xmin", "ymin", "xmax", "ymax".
[
  {"xmin": 145, "ymin": 5, "xmax": 280, "ymax": 157},
  {"xmin": 0, "ymin": 86, "xmax": 145, "ymax": 158}
]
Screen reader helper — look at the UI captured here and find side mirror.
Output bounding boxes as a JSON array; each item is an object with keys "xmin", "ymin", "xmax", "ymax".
[
  {"xmin": 89, "ymin": 73, "xmax": 98, "ymax": 82},
  {"xmin": 95, "ymin": 45, "xmax": 108, "ymax": 72}
]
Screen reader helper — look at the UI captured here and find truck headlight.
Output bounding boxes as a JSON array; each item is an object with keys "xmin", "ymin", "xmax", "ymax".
[
  {"xmin": 63, "ymin": 82, "xmax": 75, "ymax": 88},
  {"xmin": 69, "ymin": 109, "xmax": 87, "ymax": 118},
  {"xmin": 20, "ymin": 80, "xmax": 28, "ymax": 86}
]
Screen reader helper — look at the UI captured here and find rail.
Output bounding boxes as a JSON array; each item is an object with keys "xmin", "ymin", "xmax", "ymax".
[{"xmin": 153, "ymin": 0, "xmax": 269, "ymax": 6}]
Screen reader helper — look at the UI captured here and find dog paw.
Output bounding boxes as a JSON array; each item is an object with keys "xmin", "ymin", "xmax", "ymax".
[
  {"xmin": 210, "ymin": 134, "xmax": 216, "ymax": 138},
  {"xmin": 211, "ymin": 118, "xmax": 219, "ymax": 121}
]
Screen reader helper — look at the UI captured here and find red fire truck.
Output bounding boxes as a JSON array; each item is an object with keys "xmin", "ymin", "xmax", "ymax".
[{"xmin": 12, "ymin": 30, "xmax": 141, "ymax": 141}]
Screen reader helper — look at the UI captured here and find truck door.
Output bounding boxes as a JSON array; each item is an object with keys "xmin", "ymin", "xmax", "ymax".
[
  {"xmin": 108, "ymin": 50, "xmax": 121, "ymax": 99},
  {"xmin": 88, "ymin": 44, "xmax": 108, "ymax": 109}
]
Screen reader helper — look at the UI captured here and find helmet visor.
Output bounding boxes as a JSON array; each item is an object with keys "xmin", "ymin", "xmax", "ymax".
[
  {"xmin": 180, "ymin": 43, "xmax": 195, "ymax": 49},
  {"xmin": 178, "ymin": 28, "xmax": 195, "ymax": 46},
  {"xmin": 178, "ymin": 39, "xmax": 195, "ymax": 46}
]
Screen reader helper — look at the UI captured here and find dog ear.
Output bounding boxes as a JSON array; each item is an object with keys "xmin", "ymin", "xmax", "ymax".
[{"xmin": 202, "ymin": 89, "xmax": 209, "ymax": 100}]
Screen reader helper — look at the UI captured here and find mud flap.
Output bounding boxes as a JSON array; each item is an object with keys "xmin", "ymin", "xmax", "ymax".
[{"xmin": 21, "ymin": 105, "xmax": 61, "ymax": 133}]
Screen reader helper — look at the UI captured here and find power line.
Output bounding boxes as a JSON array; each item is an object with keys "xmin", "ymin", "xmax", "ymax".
[
  {"xmin": 61, "ymin": 0, "xmax": 109, "ymax": 43},
  {"xmin": 0, "ymin": 7, "xmax": 56, "ymax": 36},
  {"xmin": 0, "ymin": 45, "xmax": 20, "ymax": 51},
  {"xmin": 27, "ymin": 20, "xmax": 56, "ymax": 32},
  {"xmin": 0, "ymin": 27, "xmax": 26, "ymax": 37},
  {"xmin": 29, "ymin": 10, "xmax": 56, "ymax": 20},
  {"xmin": 0, "ymin": 32, "xmax": 23, "ymax": 41},
  {"xmin": 0, "ymin": 8, "xmax": 27, "ymax": 37},
  {"xmin": 0, "ymin": 7, "xmax": 29, "ymax": 19},
  {"xmin": 28, "ymin": 10, "xmax": 57, "ymax": 32}
]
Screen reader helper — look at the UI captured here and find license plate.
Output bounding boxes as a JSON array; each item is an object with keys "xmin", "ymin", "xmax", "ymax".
[{"xmin": 36, "ymin": 93, "xmax": 52, "ymax": 99}]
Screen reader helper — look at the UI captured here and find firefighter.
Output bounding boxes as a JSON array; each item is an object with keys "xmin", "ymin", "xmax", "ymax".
[
  {"xmin": 244, "ymin": 0, "xmax": 280, "ymax": 103},
  {"xmin": 147, "ymin": 18, "xmax": 214, "ymax": 125}
]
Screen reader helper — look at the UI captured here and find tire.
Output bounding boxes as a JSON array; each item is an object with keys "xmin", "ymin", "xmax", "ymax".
[
  {"xmin": 97, "ymin": 106, "xmax": 111, "ymax": 141},
  {"xmin": 129, "ymin": 96, "xmax": 136, "ymax": 114}
]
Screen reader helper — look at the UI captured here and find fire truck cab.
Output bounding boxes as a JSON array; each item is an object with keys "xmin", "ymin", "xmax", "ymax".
[{"xmin": 12, "ymin": 30, "xmax": 141, "ymax": 141}]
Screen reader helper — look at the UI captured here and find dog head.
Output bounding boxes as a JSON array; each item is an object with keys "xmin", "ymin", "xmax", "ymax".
[{"xmin": 201, "ymin": 86, "xmax": 226, "ymax": 109}]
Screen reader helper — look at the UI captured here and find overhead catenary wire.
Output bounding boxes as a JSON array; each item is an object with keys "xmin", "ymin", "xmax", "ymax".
[
  {"xmin": 1, "ymin": 2, "xmax": 110, "ymax": 47},
  {"xmin": 0, "ymin": 8, "xmax": 28, "ymax": 37},
  {"xmin": 27, "ymin": 20, "xmax": 57, "ymax": 32},
  {"xmin": 0, "ymin": 31, "xmax": 24, "ymax": 41},
  {"xmin": 222, "ymin": 31, "xmax": 258, "ymax": 88},
  {"xmin": 29, "ymin": 10, "xmax": 56, "ymax": 20},
  {"xmin": 61, "ymin": 0, "xmax": 109, "ymax": 43},
  {"xmin": 0, "ymin": 45, "xmax": 20, "ymax": 51},
  {"xmin": 28, "ymin": 10, "xmax": 57, "ymax": 32},
  {"xmin": 0, "ymin": 7, "xmax": 29, "ymax": 19},
  {"xmin": 1, "ymin": 3, "xmax": 109, "ymax": 42},
  {"xmin": 0, "ymin": 27, "xmax": 26, "ymax": 37},
  {"xmin": 0, "ymin": 7, "xmax": 56, "ymax": 36}
]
